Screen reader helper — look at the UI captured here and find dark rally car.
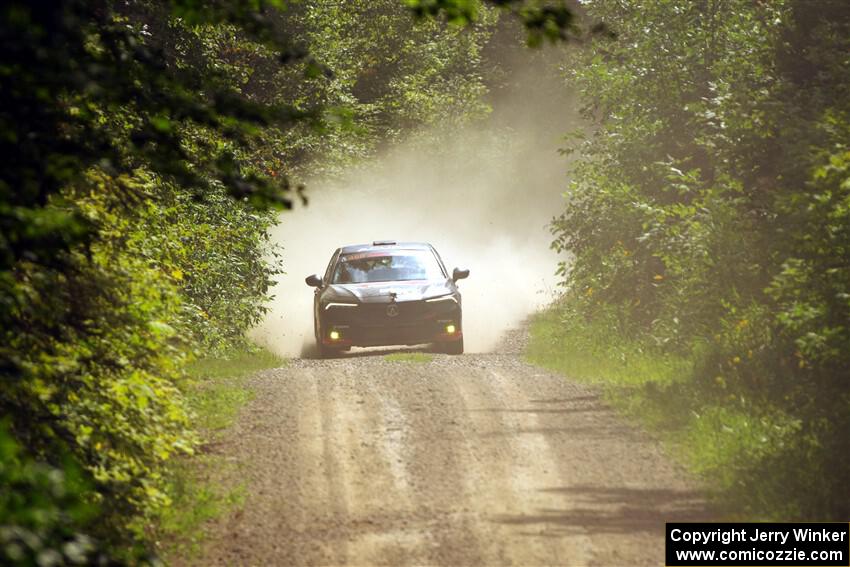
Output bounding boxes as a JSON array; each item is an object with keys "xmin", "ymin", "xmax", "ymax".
[{"xmin": 305, "ymin": 241, "xmax": 468, "ymax": 357}]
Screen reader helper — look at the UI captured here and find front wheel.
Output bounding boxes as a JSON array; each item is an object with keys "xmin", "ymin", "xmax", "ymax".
[
  {"xmin": 317, "ymin": 342, "xmax": 343, "ymax": 359},
  {"xmin": 441, "ymin": 338, "xmax": 464, "ymax": 355}
]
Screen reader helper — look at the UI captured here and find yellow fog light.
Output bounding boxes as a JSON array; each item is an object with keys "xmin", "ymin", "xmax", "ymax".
[
  {"xmin": 329, "ymin": 330, "xmax": 340, "ymax": 341},
  {"xmin": 445, "ymin": 324, "xmax": 456, "ymax": 334}
]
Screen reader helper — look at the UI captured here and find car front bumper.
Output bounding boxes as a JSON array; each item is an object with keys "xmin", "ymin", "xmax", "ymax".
[{"xmin": 320, "ymin": 299, "xmax": 462, "ymax": 348}]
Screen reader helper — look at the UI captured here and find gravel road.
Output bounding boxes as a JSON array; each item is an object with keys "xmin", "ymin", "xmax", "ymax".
[{"xmin": 185, "ymin": 328, "xmax": 711, "ymax": 566}]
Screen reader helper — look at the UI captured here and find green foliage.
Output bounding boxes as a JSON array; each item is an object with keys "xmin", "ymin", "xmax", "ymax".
[
  {"xmin": 0, "ymin": 0, "xmax": 298, "ymax": 559},
  {"xmin": 526, "ymin": 306, "xmax": 690, "ymax": 388},
  {"xmin": 185, "ymin": 347, "xmax": 284, "ymax": 382},
  {"xmin": 528, "ymin": 308, "xmax": 812, "ymax": 520},
  {"xmin": 1, "ymin": 0, "xmax": 303, "ymax": 287},
  {"xmin": 184, "ymin": 347, "xmax": 283, "ymax": 431},
  {"xmin": 553, "ymin": 0, "xmax": 850, "ymax": 519},
  {"xmin": 405, "ymin": 0, "xmax": 582, "ymax": 46},
  {"xmin": 125, "ymin": 176, "xmax": 283, "ymax": 353},
  {"xmin": 279, "ymin": 0, "xmax": 498, "ymax": 177},
  {"xmin": 0, "ymin": 422, "xmax": 137, "ymax": 565},
  {"xmin": 0, "ymin": 166, "xmax": 282, "ymax": 549},
  {"xmin": 4, "ymin": 192, "xmax": 197, "ymax": 538}
]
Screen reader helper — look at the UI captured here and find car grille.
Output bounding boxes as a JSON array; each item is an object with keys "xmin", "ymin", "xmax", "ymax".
[{"xmin": 326, "ymin": 299, "xmax": 453, "ymax": 327}]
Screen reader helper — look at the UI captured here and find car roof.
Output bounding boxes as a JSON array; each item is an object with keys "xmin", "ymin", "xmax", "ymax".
[{"xmin": 339, "ymin": 241, "xmax": 434, "ymax": 254}]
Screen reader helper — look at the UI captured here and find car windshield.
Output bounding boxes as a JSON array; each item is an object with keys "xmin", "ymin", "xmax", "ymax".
[{"xmin": 332, "ymin": 250, "xmax": 444, "ymax": 284}]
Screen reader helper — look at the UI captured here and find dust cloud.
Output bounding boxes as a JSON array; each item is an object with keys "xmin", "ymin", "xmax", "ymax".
[{"xmin": 251, "ymin": 41, "xmax": 578, "ymax": 355}]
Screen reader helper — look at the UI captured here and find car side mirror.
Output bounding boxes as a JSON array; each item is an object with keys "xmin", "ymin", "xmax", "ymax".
[
  {"xmin": 452, "ymin": 267, "xmax": 469, "ymax": 282},
  {"xmin": 305, "ymin": 274, "xmax": 323, "ymax": 287}
]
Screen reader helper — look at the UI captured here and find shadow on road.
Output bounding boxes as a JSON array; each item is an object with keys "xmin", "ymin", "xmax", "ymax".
[
  {"xmin": 527, "ymin": 395, "xmax": 601, "ymax": 404},
  {"xmin": 491, "ymin": 485, "xmax": 713, "ymax": 536},
  {"xmin": 468, "ymin": 406, "xmax": 603, "ymax": 414}
]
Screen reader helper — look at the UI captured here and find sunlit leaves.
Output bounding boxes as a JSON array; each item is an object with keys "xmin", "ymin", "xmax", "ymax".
[
  {"xmin": 554, "ymin": 0, "xmax": 850, "ymax": 519},
  {"xmin": 406, "ymin": 0, "xmax": 580, "ymax": 46},
  {"xmin": 0, "ymin": 0, "xmax": 298, "ymax": 558}
]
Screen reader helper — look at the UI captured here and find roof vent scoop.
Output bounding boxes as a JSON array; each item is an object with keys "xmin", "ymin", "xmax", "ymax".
[{"xmin": 372, "ymin": 240, "xmax": 397, "ymax": 246}]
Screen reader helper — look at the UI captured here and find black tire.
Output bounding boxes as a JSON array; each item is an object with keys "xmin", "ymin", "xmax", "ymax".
[
  {"xmin": 317, "ymin": 342, "xmax": 341, "ymax": 359},
  {"xmin": 442, "ymin": 338, "xmax": 464, "ymax": 355}
]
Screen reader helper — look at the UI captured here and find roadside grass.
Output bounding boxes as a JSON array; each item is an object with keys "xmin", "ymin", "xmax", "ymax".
[
  {"xmin": 186, "ymin": 347, "xmax": 284, "ymax": 380},
  {"xmin": 525, "ymin": 307, "xmax": 690, "ymax": 388},
  {"xmin": 526, "ymin": 308, "xmax": 800, "ymax": 520},
  {"xmin": 185, "ymin": 348, "xmax": 284, "ymax": 431},
  {"xmin": 156, "ymin": 346, "xmax": 284, "ymax": 558},
  {"xmin": 156, "ymin": 457, "xmax": 247, "ymax": 557},
  {"xmin": 384, "ymin": 352, "xmax": 434, "ymax": 363}
]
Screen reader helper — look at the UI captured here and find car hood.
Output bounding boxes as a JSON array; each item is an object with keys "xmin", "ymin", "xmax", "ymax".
[{"xmin": 324, "ymin": 280, "xmax": 453, "ymax": 304}]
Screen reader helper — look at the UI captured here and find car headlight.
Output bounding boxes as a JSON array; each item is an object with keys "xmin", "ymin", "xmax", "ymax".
[
  {"xmin": 324, "ymin": 302, "xmax": 358, "ymax": 310},
  {"xmin": 424, "ymin": 294, "xmax": 458, "ymax": 304}
]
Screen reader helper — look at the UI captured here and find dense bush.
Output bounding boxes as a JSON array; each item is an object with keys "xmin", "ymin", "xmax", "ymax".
[
  {"xmin": 0, "ymin": 423, "xmax": 113, "ymax": 565},
  {"xmin": 1, "ymin": 0, "xmax": 297, "ymax": 552},
  {"xmin": 553, "ymin": 0, "xmax": 850, "ymax": 519}
]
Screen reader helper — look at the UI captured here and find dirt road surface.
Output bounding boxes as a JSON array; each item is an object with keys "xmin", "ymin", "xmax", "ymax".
[{"xmin": 187, "ymin": 329, "xmax": 711, "ymax": 566}]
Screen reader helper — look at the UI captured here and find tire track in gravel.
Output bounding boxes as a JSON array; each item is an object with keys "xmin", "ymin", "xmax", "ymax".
[{"xmin": 183, "ymin": 329, "xmax": 712, "ymax": 566}]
